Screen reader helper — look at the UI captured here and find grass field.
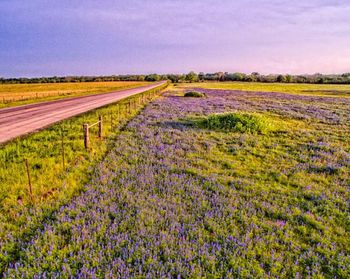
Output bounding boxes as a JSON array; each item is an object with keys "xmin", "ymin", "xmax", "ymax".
[
  {"xmin": 0, "ymin": 83, "xmax": 168, "ymax": 273},
  {"xmin": 2, "ymin": 83, "xmax": 349, "ymax": 277},
  {"xmin": 0, "ymin": 81, "xmax": 148, "ymax": 108},
  {"xmin": 180, "ymin": 82, "xmax": 350, "ymax": 98}
]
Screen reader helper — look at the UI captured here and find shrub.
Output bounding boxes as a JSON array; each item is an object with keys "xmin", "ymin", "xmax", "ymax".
[
  {"xmin": 184, "ymin": 91, "xmax": 205, "ymax": 98},
  {"xmin": 198, "ymin": 112, "xmax": 272, "ymax": 134}
]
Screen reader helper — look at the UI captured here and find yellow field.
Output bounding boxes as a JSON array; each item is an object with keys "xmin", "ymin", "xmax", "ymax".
[
  {"xmin": 0, "ymin": 81, "xmax": 149, "ymax": 108},
  {"xmin": 180, "ymin": 82, "xmax": 350, "ymax": 98}
]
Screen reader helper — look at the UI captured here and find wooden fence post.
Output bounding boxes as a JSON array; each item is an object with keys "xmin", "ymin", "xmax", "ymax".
[
  {"xmin": 61, "ymin": 131, "xmax": 65, "ymax": 169},
  {"xmin": 24, "ymin": 158, "xmax": 33, "ymax": 201},
  {"xmin": 83, "ymin": 124, "xmax": 89, "ymax": 149},
  {"xmin": 98, "ymin": 115, "xmax": 103, "ymax": 139},
  {"xmin": 110, "ymin": 114, "xmax": 114, "ymax": 130}
]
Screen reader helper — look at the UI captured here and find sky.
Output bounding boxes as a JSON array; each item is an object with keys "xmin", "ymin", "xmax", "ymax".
[{"xmin": 1, "ymin": 0, "xmax": 350, "ymax": 77}]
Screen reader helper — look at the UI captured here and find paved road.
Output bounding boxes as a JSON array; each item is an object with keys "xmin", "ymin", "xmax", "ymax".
[{"xmin": 0, "ymin": 82, "xmax": 165, "ymax": 144}]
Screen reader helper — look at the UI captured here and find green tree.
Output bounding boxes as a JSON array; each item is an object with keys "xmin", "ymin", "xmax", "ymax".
[
  {"xmin": 167, "ymin": 74, "xmax": 180, "ymax": 83},
  {"xmin": 145, "ymin": 74, "xmax": 160, "ymax": 82},
  {"xmin": 285, "ymin": 74, "xmax": 292, "ymax": 83},
  {"xmin": 232, "ymin": 73, "xmax": 244, "ymax": 81},
  {"xmin": 185, "ymin": 71, "xmax": 199, "ymax": 83},
  {"xmin": 277, "ymin": 74, "xmax": 286, "ymax": 83},
  {"xmin": 198, "ymin": 72, "xmax": 205, "ymax": 81}
]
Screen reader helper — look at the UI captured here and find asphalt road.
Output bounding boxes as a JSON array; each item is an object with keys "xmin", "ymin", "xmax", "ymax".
[{"xmin": 0, "ymin": 82, "xmax": 165, "ymax": 144}]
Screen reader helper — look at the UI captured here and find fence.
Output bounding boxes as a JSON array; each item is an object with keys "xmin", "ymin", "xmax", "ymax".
[
  {"xmin": 83, "ymin": 116, "xmax": 103, "ymax": 149},
  {"xmin": 17, "ymin": 82, "xmax": 168, "ymax": 203},
  {"xmin": 1, "ymin": 91, "xmax": 75, "ymax": 104}
]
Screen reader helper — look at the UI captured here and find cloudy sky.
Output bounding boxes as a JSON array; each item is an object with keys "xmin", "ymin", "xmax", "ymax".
[{"xmin": 1, "ymin": 0, "xmax": 349, "ymax": 77}]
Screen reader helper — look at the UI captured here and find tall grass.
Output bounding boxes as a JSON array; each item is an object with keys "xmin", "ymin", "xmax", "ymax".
[
  {"xmin": 184, "ymin": 91, "xmax": 205, "ymax": 98},
  {"xmin": 196, "ymin": 112, "xmax": 273, "ymax": 134}
]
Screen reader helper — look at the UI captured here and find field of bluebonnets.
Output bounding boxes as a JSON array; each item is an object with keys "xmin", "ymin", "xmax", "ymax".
[{"xmin": 3, "ymin": 86, "xmax": 350, "ymax": 277}]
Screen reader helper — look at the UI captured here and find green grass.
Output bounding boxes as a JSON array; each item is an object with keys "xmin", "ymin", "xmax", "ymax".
[
  {"xmin": 194, "ymin": 112, "xmax": 273, "ymax": 134},
  {"xmin": 184, "ymin": 91, "xmax": 205, "ymax": 98},
  {"xmin": 181, "ymin": 82, "xmax": 350, "ymax": 97},
  {"xmin": 0, "ymin": 82, "xmax": 168, "ymax": 244},
  {"xmin": 0, "ymin": 81, "xmax": 149, "ymax": 108}
]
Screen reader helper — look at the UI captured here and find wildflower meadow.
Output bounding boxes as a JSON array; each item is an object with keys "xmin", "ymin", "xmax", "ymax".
[{"xmin": 3, "ymin": 87, "xmax": 350, "ymax": 277}]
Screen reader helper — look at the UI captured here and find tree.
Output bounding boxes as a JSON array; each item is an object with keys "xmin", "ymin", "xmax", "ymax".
[
  {"xmin": 285, "ymin": 74, "xmax": 292, "ymax": 83},
  {"xmin": 167, "ymin": 74, "xmax": 180, "ymax": 83},
  {"xmin": 145, "ymin": 74, "xmax": 160, "ymax": 82},
  {"xmin": 247, "ymin": 74, "xmax": 257, "ymax": 82},
  {"xmin": 317, "ymin": 77, "xmax": 324, "ymax": 84},
  {"xmin": 185, "ymin": 71, "xmax": 199, "ymax": 83},
  {"xmin": 277, "ymin": 74, "xmax": 286, "ymax": 83},
  {"xmin": 198, "ymin": 72, "xmax": 205, "ymax": 81},
  {"xmin": 232, "ymin": 73, "xmax": 244, "ymax": 81},
  {"xmin": 217, "ymin": 72, "xmax": 225, "ymax": 81}
]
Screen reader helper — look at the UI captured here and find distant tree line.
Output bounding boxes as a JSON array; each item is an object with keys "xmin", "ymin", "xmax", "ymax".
[
  {"xmin": 0, "ymin": 75, "xmax": 151, "ymax": 84},
  {"xmin": 177, "ymin": 72, "xmax": 350, "ymax": 84},
  {"xmin": 1, "ymin": 72, "xmax": 350, "ymax": 84}
]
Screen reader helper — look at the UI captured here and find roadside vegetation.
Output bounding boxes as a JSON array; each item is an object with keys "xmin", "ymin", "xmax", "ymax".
[
  {"xmin": 0, "ymin": 82, "xmax": 168, "ymax": 273},
  {"xmin": 0, "ymin": 81, "xmax": 148, "ymax": 108},
  {"xmin": 2, "ymin": 83, "xmax": 349, "ymax": 277}
]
